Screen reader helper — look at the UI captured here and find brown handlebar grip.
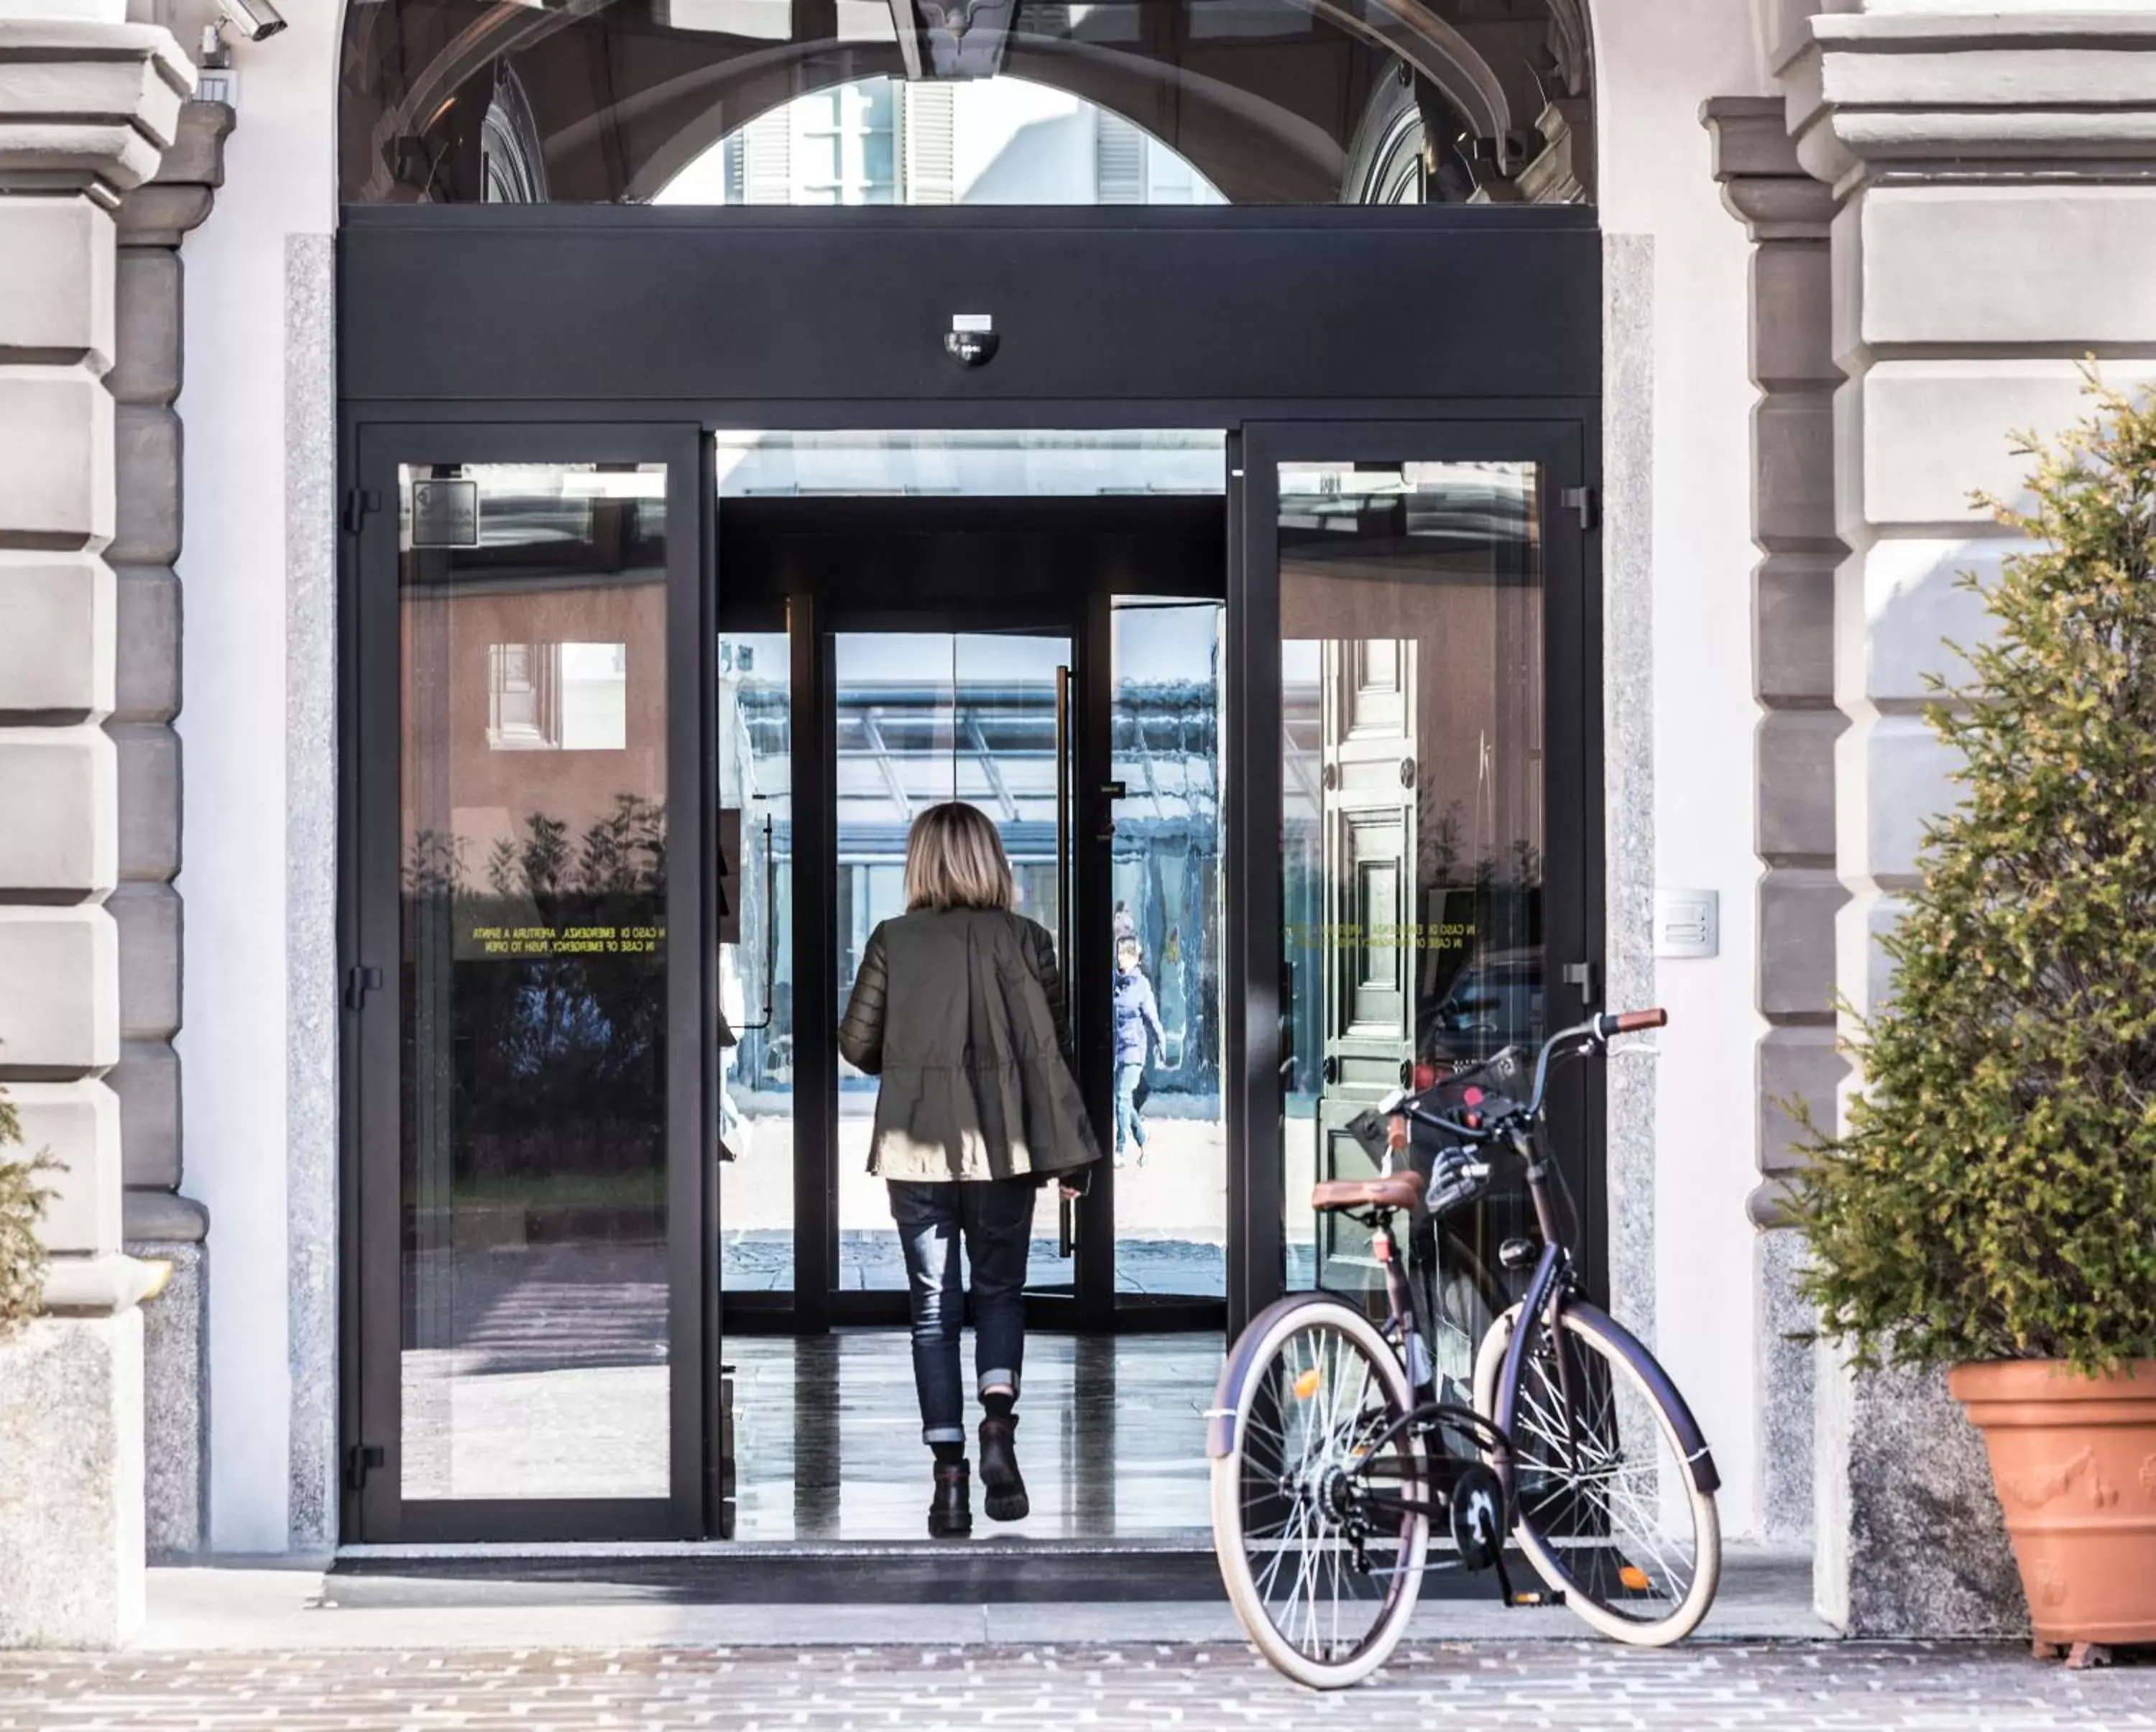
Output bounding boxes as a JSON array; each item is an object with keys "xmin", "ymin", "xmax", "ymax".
[{"xmin": 1615, "ymin": 1008, "xmax": 1668, "ymax": 1033}]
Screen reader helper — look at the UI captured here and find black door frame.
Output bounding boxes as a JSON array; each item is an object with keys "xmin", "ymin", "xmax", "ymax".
[
  {"xmin": 338, "ymin": 205, "xmax": 1603, "ymax": 1544},
  {"xmin": 812, "ymin": 603, "xmax": 1092, "ymax": 1333},
  {"xmin": 714, "ymin": 499, "xmax": 1230, "ymax": 1338},
  {"xmin": 1229, "ymin": 420, "xmax": 1605, "ymax": 1327},
  {"xmin": 344, "ymin": 419, "xmax": 711, "ymax": 1543}
]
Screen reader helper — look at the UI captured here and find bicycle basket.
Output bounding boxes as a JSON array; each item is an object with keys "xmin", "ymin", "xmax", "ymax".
[
  {"xmin": 1341, "ymin": 1048, "xmax": 1531, "ymax": 1168},
  {"xmin": 1414, "ymin": 1047, "xmax": 1531, "ymax": 1121}
]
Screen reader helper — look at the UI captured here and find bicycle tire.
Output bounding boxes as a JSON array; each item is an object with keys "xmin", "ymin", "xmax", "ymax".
[
  {"xmin": 1473, "ymin": 1302, "xmax": 1721, "ymax": 1646},
  {"xmin": 1210, "ymin": 1296, "xmax": 1429, "ymax": 1689}
]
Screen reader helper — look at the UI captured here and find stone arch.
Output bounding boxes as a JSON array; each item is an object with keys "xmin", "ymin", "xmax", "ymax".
[{"xmin": 336, "ymin": 0, "xmax": 1598, "ymax": 206}]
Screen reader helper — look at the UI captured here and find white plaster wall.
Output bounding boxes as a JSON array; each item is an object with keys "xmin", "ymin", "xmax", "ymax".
[
  {"xmin": 0, "ymin": 1, "xmax": 129, "ymax": 19},
  {"xmin": 175, "ymin": 5, "xmax": 336, "ymax": 1553},
  {"xmin": 1593, "ymin": 0, "xmax": 1799, "ymax": 1543}
]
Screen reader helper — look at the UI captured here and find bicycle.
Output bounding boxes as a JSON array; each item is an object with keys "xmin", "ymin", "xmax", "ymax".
[{"xmin": 1207, "ymin": 1009, "xmax": 1722, "ymax": 1690}]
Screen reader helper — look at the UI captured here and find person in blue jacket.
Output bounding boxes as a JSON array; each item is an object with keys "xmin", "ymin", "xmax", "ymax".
[{"xmin": 1112, "ymin": 935, "xmax": 1169, "ymax": 1168}]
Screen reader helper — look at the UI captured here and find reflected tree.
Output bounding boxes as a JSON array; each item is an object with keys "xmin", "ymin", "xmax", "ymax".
[{"xmin": 403, "ymin": 795, "xmax": 668, "ymax": 1214}]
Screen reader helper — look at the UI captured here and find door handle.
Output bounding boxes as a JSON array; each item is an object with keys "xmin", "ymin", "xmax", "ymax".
[
  {"xmin": 1054, "ymin": 665, "xmax": 1075, "ymax": 1266},
  {"xmin": 1562, "ymin": 960, "xmax": 1599, "ymax": 1005},
  {"xmin": 1054, "ymin": 665, "xmax": 1072, "ymax": 980}
]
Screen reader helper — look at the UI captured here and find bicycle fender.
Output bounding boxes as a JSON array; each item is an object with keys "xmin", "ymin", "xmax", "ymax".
[
  {"xmin": 1204, "ymin": 1291, "xmax": 1350, "ymax": 1460},
  {"xmin": 1491, "ymin": 1248, "xmax": 1564, "ymax": 1456},
  {"xmin": 1565, "ymin": 1301, "xmax": 1722, "ymax": 1496}
]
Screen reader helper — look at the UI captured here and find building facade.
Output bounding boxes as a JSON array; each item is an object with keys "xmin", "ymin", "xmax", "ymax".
[{"xmin": 1, "ymin": 0, "xmax": 2150, "ymax": 1646}]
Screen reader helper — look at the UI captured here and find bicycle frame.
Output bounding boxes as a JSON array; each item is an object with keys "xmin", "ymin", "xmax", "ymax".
[{"xmin": 1390, "ymin": 1024, "xmax": 1723, "ymax": 1511}]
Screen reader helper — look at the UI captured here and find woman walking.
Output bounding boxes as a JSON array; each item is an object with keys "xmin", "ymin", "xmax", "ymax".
[
  {"xmin": 1112, "ymin": 935, "xmax": 1168, "ymax": 1168},
  {"xmin": 838, "ymin": 802, "xmax": 1101, "ymax": 1538}
]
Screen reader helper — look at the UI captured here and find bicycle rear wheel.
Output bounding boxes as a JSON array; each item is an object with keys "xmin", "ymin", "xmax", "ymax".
[
  {"xmin": 1210, "ymin": 1297, "xmax": 1429, "ymax": 1689},
  {"xmin": 1475, "ymin": 1303, "xmax": 1720, "ymax": 1645}
]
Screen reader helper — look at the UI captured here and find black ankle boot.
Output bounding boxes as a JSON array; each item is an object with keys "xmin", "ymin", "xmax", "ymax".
[
  {"xmin": 929, "ymin": 1459, "xmax": 972, "ymax": 1539},
  {"xmin": 977, "ymin": 1417, "xmax": 1029, "ymax": 1522}
]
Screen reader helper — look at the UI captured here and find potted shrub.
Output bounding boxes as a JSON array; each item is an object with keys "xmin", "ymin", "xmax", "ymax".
[
  {"xmin": 0, "ymin": 1085, "xmax": 62, "ymax": 1337},
  {"xmin": 1793, "ymin": 377, "xmax": 2156, "ymax": 1666}
]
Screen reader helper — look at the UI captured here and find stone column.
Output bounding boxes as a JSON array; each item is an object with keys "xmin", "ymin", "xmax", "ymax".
[
  {"xmin": 1701, "ymin": 96, "xmax": 1846, "ymax": 1547},
  {"xmin": 1782, "ymin": 6, "xmax": 2156, "ymax": 1635},
  {"xmin": 112, "ymin": 96, "xmax": 228, "ymax": 1562},
  {"xmin": 0, "ymin": 16, "xmax": 191, "ymax": 1647}
]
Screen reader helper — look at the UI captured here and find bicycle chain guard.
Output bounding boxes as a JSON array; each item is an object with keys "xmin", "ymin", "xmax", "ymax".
[{"xmin": 1448, "ymin": 1461, "xmax": 1506, "ymax": 1572}]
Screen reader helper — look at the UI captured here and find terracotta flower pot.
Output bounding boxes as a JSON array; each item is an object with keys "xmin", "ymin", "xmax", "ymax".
[{"xmin": 1949, "ymin": 1359, "xmax": 2156, "ymax": 1653}]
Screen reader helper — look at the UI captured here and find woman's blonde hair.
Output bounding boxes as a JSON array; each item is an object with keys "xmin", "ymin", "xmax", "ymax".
[{"xmin": 904, "ymin": 801, "xmax": 1015, "ymax": 913}]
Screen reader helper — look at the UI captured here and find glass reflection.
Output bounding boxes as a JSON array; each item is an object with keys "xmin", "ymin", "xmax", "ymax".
[
  {"xmin": 1110, "ymin": 599, "xmax": 1227, "ymax": 1301},
  {"xmin": 831, "ymin": 632, "xmax": 1072, "ymax": 1292},
  {"xmin": 719, "ymin": 633, "xmax": 796, "ymax": 1294},
  {"xmin": 398, "ymin": 461, "xmax": 671, "ymax": 1501},
  {"xmin": 341, "ymin": 0, "xmax": 1594, "ymax": 206},
  {"xmin": 1277, "ymin": 459, "xmax": 1542, "ymax": 1394},
  {"xmin": 713, "ymin": 429, "xmax": 1225, "ymax": 498}
]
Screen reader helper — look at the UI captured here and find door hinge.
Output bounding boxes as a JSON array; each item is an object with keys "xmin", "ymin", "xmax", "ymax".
[
  {"xmin": 1560, "ymin": 485, "xmax": 1598, "ymax": 531},
  {"xmin": 345, "ymin": 1443, "xmax": 385, "ymax": 1491},
  {"xmin": 344, "ymin": 964, "xmax": 383, "ymax": 1011},
  {"xmin": 342, "ymin": 487, "xmax": 382, "ymax": 535},
  {"xmin": 1562, "ymin": 961, "xmax": 1600, "ymax": 1005}
]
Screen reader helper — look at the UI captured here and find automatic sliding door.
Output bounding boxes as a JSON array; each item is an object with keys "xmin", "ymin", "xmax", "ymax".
[
  {"xmin": 1237, "ymin": 425, "xmax": 1596, "ymax": 1359},
  {"xmin": 828, "ymin": 630, "xmax": 1076, "ymax": 1304},
  {"xmin": 350, "ymin": 426, "xmax": 707, "ymax": 1541}
]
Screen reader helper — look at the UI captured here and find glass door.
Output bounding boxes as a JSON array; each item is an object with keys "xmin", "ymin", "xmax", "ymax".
[
  {"xmin": 348, "ymin": 425, "xmax": 710, "ymax": 1541},
  {"xmin": 1107, "ymin": 597, "xmax": 1228, "ymax": 1319},
  {"xmin": 1233, "ymin": 423, "xmax": 1599, "ymax": 1359},
  {"xmin": 828, "ymin": 629, "xmax": 1079, "ymax": 1309}
]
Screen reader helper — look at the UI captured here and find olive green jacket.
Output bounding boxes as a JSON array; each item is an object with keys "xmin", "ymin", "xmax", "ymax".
[{"xmin": 838, "ymin": 907, "xmax": 1103, "ymax": 1183}]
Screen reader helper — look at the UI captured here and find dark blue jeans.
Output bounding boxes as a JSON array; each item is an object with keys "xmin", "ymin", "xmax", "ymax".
[
  {"xmin": 1114, "ymin": 1062, "xmax": 1148, "ymax": 1154},
  {"xmin": 888, "ymin": 1176, "xmax": 1036, "ymax": 1447}
]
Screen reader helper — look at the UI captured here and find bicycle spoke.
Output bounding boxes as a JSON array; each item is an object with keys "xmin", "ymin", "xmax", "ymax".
[
  {"xmin": 1503, "ymin": 1312, "xmax": 1704, "ymax": 1626},
  {"xmin": 1225, "ymin": 1316, "xmax": 1419, "ymax": 1669}
]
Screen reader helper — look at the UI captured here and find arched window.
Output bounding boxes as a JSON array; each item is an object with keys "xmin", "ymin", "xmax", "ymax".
[
  {"xmin": 340, "ymin": 0, "xmax": 1594, "ymax": 206},
  {"xmin": 651, "ymin": 76, "xmax": 1226, "ymax": 206}
]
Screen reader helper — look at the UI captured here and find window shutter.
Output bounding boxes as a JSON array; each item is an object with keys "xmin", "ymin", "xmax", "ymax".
[
  {"xmin": 1095, "ymin": 111, "xmax": 1145, "ymax": 204},
  {"xmin": 743, "ymin": 111, "xmax": 792, "ymax": 204},
  {"xmin": 904, "ymin": 83, "xmax": 956, "ymax": 205}
]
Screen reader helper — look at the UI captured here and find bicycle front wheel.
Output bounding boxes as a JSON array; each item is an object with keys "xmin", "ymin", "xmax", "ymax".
[
  {"xmin": 1210, "ymin": 1296, "xmax": 1429, "ymax": 1689},
  {"xmin": 1475, "ymin": 1302, "xmax": 1721, "ymax": 1646}
]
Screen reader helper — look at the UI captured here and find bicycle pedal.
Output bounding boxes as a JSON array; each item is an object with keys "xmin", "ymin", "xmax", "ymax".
[{"xmin": 1509, "ymin": 1588, "xmax": 1565, "ymax": 1608}]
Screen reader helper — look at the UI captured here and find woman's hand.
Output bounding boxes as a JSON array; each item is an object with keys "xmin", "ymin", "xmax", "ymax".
[{"xmin": 1059, "ymin": 1183, "xmax": 1084, "ymax": 1201}]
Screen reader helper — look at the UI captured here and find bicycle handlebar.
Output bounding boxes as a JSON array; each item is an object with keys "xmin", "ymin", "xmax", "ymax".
[{"xmin": 1396, "ymin": 1007, "xmax": 1669, "ymax": 1142}]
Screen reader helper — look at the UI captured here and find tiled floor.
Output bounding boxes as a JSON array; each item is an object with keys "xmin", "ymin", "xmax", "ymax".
[
  {"xmin": 729, "ymin": 1331, "xmax": 1225, "ymax": 1542},
  {"xmin": 722, "ymin": 1230, "xmax": 1228, "ymax": 1294},
  {"xmin": 397, "ymin": 1231, "xmax": 1225, "ymax": 1513}
]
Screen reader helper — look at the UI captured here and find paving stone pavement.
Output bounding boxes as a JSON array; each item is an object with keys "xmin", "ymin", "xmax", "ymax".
[{"xmin": 3, "ymin": 1642, "xmax": 2152, "ymax": 1731}]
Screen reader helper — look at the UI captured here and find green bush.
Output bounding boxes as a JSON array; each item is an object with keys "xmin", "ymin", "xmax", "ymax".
[
  {"xmin": 1792, "ymin": 376, "xmax": 2156, "ymax": 1376},
  {"xmin": 0, "ymin": 1087, "xmax": 61, "ymax": 1337}
]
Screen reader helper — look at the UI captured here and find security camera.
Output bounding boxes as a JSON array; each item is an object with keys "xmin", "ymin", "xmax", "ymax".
[{"xmin": 217, "ymin": 0, "xmax": 287, "ymax": 42}]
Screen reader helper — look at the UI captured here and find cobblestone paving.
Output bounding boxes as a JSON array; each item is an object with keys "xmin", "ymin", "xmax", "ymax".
[{"xmin": 4, "ymin": 1642, "xmax": 2152, "ymax": 1730}]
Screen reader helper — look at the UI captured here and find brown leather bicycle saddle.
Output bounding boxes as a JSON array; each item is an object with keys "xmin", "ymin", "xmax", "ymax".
[{"xmin": 1309, "ymin": 1171, "xmax": 1424, "ymax": 1213}]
